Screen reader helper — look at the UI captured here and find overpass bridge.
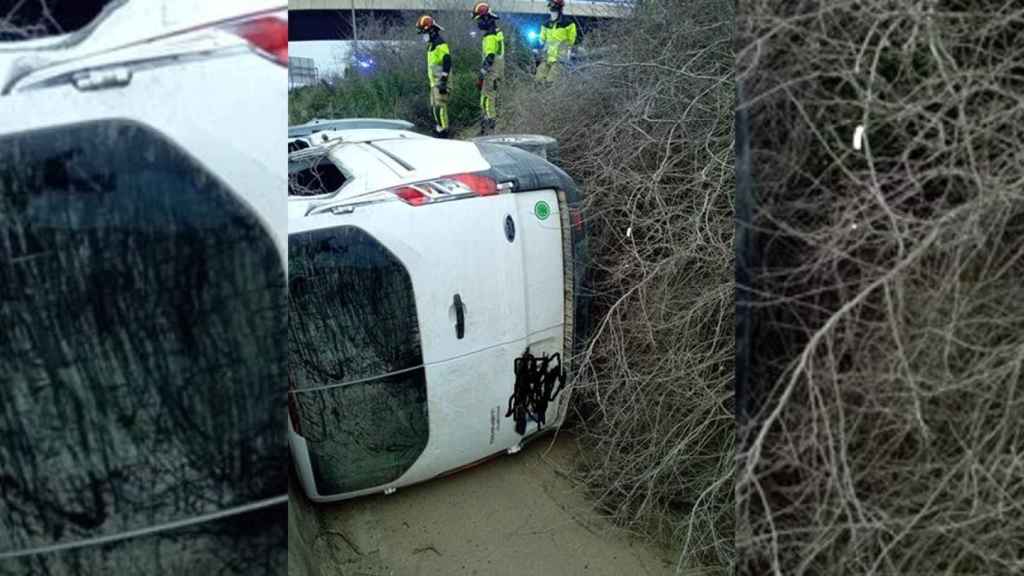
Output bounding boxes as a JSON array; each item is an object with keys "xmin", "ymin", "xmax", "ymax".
[
  {"xmin": 288, "ymin": 0, "xmax": 634, "ymax": 18},
  {"xmin": 289, "ymin": 0, "xmax": 633, "ymax": 45}
]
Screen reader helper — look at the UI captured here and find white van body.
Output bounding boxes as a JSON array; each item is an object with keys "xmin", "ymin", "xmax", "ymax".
[
  {"xmin": 288, "ymin": 125, "xmax": 589, "ymax": 503},
  {"xmin": 0, "ymin": 2, "xmax": 288, "ymax": 573},
  {"xmin": 1, "ymin": 0, "xmax": 287, "ymax": 259}
]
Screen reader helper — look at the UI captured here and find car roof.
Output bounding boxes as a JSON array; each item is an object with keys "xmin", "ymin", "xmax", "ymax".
[
  {"xmin": 1, "ymin": 0, "xmax": 285, "ymax": 94},
  {"xmin": 289, "ymin": 133, "xmax": 491, "ymax": 217}
]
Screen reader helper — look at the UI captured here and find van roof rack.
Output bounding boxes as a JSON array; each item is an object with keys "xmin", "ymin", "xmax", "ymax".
[{"xmin": 288, "ymin": 118, "xmax": 415, "ymax": 138}]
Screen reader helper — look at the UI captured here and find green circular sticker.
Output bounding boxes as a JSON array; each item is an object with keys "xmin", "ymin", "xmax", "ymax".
[{"xmin": 535, "ymin": 200, "xmax": 551, "ymax": 221}]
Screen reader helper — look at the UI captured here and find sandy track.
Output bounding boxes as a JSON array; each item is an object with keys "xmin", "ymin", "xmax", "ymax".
[{"xmin": 289, "ymin": 432, "xmax": 676, "ymax": 576}]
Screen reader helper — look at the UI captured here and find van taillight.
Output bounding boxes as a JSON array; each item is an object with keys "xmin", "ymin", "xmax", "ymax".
[
  {"xmin": 394, "ymin": 186, "xmax": 431, "ymax": 206},
  {"xmin": 450, "ymin": 173, "xmax": 497, "ymax": 196},
  {"xmin": 224, "ymin": 13, "xmax": 288, "ymax": 66},
  {"xmin": 390, "ymin": 173, "xmax": 498, "ymax": 206}
]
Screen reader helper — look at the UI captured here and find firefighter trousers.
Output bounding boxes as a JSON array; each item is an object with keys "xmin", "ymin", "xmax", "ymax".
[{"xmin": 430, "ymin": 85, "xmax": 449, "ymax": 135}]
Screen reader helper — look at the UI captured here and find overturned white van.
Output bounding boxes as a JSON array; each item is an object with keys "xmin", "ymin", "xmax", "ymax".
[{"xmin": 287, "ymin": 121, "xmax": 591, "ymax": 502}]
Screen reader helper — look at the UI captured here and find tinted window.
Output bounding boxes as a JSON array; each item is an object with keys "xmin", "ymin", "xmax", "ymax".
[
  {"xmin": 0, "ymin": 121, "xmax": 287, "ymax": 573},
  {"xmin": 289, "ymin": 226, "xmax": 428, "ymax": 495}
]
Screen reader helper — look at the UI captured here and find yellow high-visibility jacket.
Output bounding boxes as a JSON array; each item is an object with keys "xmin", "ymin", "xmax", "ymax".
[
  {"xmin": 426, "ymin": 40, "xmax": 451, "ymax": 87},
  {"xmin": 539, "ymin": 16, "xmax": 577, "ymax": 64},
  {"xmin": 481, "ymin": 29, "xmax": 505, "ymax": 76}
]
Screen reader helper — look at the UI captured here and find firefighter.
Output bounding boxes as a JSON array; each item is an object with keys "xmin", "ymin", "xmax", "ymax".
[
  {"xmin": 472, "ymin": 2, "xmax": 504, "ymax": 135},
  {"xmin": 535, "ymin": 0, "xmax": 577, "ymax": 82},
  {"xmin": 416, "ymin": 15, "xmax": 452, "ymax": 138}
]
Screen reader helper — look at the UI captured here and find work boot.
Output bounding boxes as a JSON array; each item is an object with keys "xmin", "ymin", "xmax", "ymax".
[
  {"xmin": 478, "ymin": 118, "xmax": 490, "ymax": 136},
  {"xmin": 486, "ymin": 117, "xmax": 497, "ymax": 133}
]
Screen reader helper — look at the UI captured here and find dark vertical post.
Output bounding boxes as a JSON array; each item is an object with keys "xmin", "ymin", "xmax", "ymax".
[{"xmin": 735, "ymin": 80, "xmax": 754, "ymax": 424}]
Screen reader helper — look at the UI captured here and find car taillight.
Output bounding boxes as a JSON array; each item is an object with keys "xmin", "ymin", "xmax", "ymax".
[
  {"xmin": 394, "ymin": 186, "xmax": 431, "ymax": 206},
  {"xmin": 224, "ymin": 13, "xmax": 288, "ymax": 66},
  {"xmin": 450, "ymin": 173, "xmax": 497, "ymax": 196},
  {"xmin": 389, "ymin": 173, "xmax": 498, "ymax": 206}
]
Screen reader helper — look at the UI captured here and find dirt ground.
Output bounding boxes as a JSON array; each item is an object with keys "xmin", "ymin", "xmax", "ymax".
[{"xmin": 289, "ymin": 431, "xmax": 678, "ymax": 576}]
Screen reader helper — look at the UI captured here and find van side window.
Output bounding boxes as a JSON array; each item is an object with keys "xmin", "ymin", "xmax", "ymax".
[{"xmin": 288, "ymin": 156, "xmax": 346, "ymax": 197}]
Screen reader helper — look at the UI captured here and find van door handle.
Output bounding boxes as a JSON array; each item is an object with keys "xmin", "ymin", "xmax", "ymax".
[{"xmin": 453, "ymin": 294, "xmax": 465, "ymax": 339}]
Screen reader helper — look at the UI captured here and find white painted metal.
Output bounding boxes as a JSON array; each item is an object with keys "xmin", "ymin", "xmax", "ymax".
[
  {"xmin": 289, "ymin": 191, "xmax": 531, "ymax": 502},
  {"xmin": 515, "ymin": 190, "xmax": 566, "ymax": 340},
  {"xmin": 0, "ymin": 0, "xmax": 288, "ymax": 262},
  {"xmin": 293, "ymin": 129, "xmax": 491, "ymax": 214},
  {"xmin": 514, "ymin": 189, "xmax": 567, "ymax": 428},
  {"xmin": 288, "ymin": 129, "xmax": 576, "ymax": 503},
  {"xmin": 0, "ymin": 0, "xmax": 289, "ymax": 556}
]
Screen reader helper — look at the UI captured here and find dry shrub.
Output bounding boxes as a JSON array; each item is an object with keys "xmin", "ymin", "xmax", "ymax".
[
  {"xmin": 289, "ymin": 4, "xmax": 525, "ymax": 131},
  {"xmin": 739, "ymin": 2, "xmax": 1024, "ymax": 574},
  {"xmin": 502, "ymin": 1, "xmax": 735, "ymax": 572}
]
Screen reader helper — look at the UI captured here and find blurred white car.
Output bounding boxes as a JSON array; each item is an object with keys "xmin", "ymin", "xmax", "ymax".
[
  {"xmin": 0, "ymin": 1, "xmax": 287, "ymax": 574},
  {"xmin": 287, "ymin": 120, "xmax": 591, "ymax": 503}
]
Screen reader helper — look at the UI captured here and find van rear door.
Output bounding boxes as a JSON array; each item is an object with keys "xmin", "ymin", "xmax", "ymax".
[
  {"xmin": 372, "ymin": 139, "xmax": 582, "ymax": 435},
  {"xmin": 287, "ymin": 223, "xmax": 431, "ymax": 498},
  {"xmin": 474, "ymin": 141, "xmax": 591, "ymax": 431},
  {"xmin": 512, "ymin": 188, "xmax": 569, "ymax": 426},
  {"xmin": 0, "ymin": 108, "xmax": 286, "ymax": 561},
  {"xmin": 288, "ymin": 192, "xmax": 530, "ymax": 500}
]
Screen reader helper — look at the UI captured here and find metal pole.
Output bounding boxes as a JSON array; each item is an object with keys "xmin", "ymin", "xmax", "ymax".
[
  {"xmin": 351, "ymin": 0, "xmax": 357, "ymax": 44},
  {"xmin": 735, "ymin": 79, "xmax": 755, "ymax": 425}
]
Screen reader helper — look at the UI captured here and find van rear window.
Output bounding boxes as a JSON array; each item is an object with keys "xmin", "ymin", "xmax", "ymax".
[
  {"xmin": 289, "ymin": 226, "xmax": 429, "ymax": 495},
  {"xmin": 0, "ymin": 120, "xmax": 287, "ymax": 571}
]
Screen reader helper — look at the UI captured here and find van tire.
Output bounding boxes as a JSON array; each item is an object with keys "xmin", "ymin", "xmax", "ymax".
[{"xmin": 471, "ymin": 134, "xmax": 560, "ymax": 165}]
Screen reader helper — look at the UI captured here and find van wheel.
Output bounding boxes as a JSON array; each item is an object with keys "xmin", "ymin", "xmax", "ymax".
[{"xmin": 471, "ymin": 134, "xmax": 560, "ymax": 165}]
